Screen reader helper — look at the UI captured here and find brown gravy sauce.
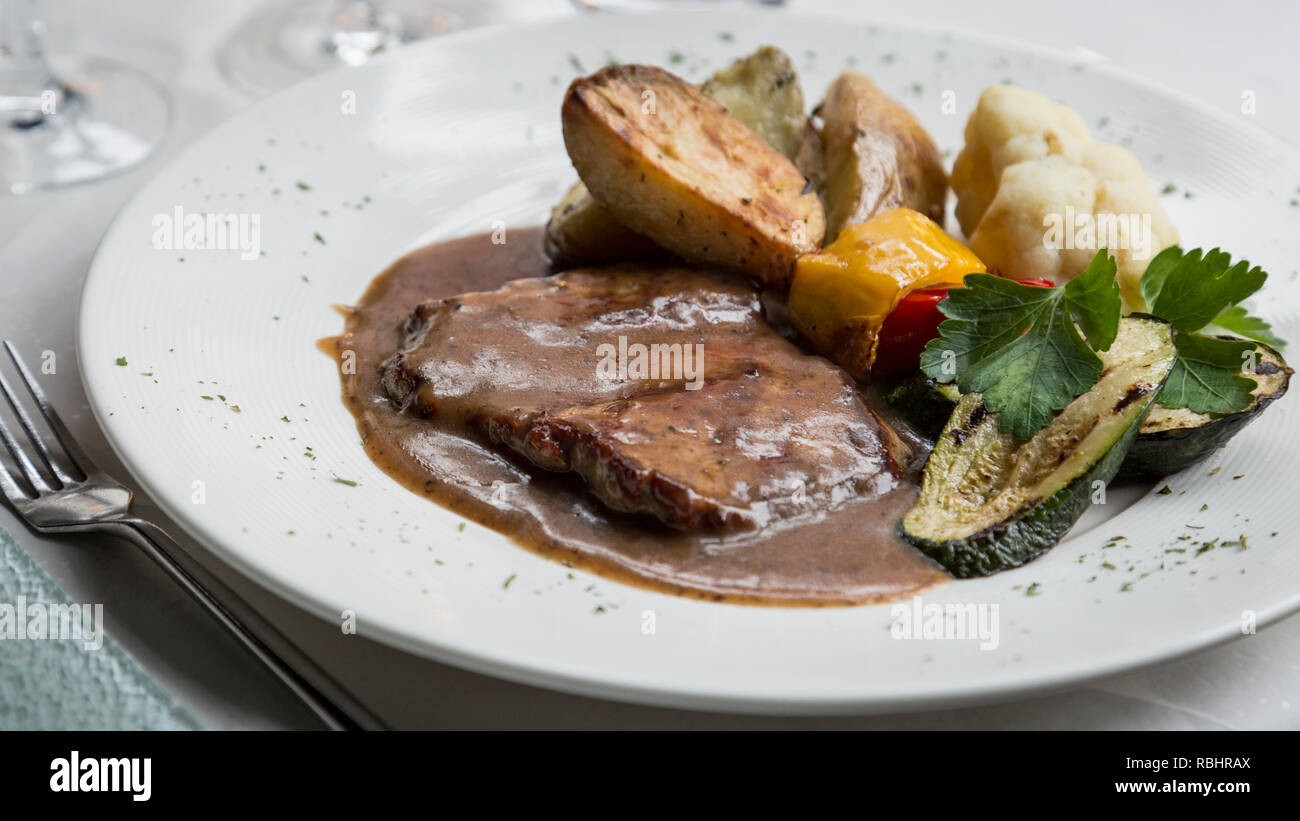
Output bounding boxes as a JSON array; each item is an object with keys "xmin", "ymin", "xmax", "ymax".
[{"xmin": 321, "ymin": 228, "xmax": 949, "ymax": 605}]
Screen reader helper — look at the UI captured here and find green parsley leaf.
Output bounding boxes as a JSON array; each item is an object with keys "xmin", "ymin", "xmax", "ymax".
[
  {"xmin": 1061, "ymin": 251, "xmax": 1122, "ymax": 351},
  {"xmin": 1140, "ymin": 247, "xmax": 1267, "ymax": 332},
  {"xmin": 921, "ymin": 250, "xmax": 1120, "ymax": 438},
  {"xmin": 1156, "ymin": 333, "xmax": 1256, "ymax": 414},
  {"xmin": 1210, "ymin": 304, "xmax": 1285, "ymax": 347},
  {"xmin": 1137, "ymin": 247, "xmax": 1280, "ymax": 414}
]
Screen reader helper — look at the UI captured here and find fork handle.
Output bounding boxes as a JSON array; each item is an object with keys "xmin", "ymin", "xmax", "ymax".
[{"xmin": 108, "ymin": 519, "xmax": 387, "ymax": 730}]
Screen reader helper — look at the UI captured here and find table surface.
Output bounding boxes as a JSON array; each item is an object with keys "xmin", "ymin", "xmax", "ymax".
[{"xmin": 4, "ymin": 0, "xmax": 1299, "ymax": 730}]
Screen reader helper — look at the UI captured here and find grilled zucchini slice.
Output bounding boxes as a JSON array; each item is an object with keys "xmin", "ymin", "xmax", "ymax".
[
  {"xmin": 888, "ymin": 338, "xmax": 1292, "ymax": 481},
  {"xmin": 1119, "ymin": 340, "xmax": 1291, "ymax": 479},
  {"xmin": 901, "ymin": 316, "xmax": 1176, "ymax": 577},
  {"xmin": 882, "ymin": 373, "xmax": 960, "ymax": 438}
]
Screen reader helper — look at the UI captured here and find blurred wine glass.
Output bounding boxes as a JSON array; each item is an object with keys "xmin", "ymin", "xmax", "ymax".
[
  {"xmin": 217, "ymin": 0, "xmax": 500, "ymax": 98},
  {"xmin": 0, "ymin": 0, "xmax": 169, "ymax": 195}
]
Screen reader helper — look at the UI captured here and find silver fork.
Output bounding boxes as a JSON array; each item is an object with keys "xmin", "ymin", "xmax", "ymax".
[{"xmin": 0, "ymin": 341, "xmax": 386, "ymax": 730}]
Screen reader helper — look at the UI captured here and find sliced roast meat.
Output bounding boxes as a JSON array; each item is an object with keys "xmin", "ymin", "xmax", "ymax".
[{"xmin": 381, "ymin": 266, "xmax": 906, "ymax": 530}]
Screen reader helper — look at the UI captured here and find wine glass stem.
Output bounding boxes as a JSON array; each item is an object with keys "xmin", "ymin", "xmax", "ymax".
[
  {"xmin": 327, "ymin": 0, "xmax": 388, "ymax": 61},
  {"xmin": 0, "ymin": 0, "xmax": 62, "ymax": 118}
]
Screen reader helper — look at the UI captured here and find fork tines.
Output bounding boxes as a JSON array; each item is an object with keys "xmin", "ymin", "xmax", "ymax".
[{"xmin": 0, "ymin": 341, "xmax": 91, "ymax": 500}]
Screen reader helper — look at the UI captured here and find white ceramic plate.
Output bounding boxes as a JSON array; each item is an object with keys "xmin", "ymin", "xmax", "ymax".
[{"xmin": 79, "ymin": 9, "xmax": 1300, "ymax": 713}]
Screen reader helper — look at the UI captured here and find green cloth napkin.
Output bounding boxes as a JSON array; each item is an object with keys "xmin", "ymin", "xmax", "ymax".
[{"xmin": 0, "ymin": 527, "xmax": 199, "ymax": 730}]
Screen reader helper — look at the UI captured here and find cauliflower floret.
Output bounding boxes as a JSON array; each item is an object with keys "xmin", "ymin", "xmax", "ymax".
[
  {"xmin": 968, "ymin": 156, "xmax": 1098, "ymax": 284},
  {"xmin": 951, "ymin": 85, "xmax": 1091, "ymax": 235},
  {"xmin": 1084, "ymin": 143, "xmax": 1179, "ymax": 308},
  {"xmin": 952, "ymin": 85, "xmax": 1177, "ymax": 311}
]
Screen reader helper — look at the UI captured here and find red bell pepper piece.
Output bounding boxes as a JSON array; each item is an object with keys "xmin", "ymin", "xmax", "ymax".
[{"xmin": 872, "ymin": 278, "xmax": 1054, "ymax": 381}]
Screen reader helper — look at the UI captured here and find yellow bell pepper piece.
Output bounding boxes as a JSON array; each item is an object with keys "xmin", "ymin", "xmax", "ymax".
[{"xmin": 789, "ymin": 207, "xmax": 985, "ymax": 381}]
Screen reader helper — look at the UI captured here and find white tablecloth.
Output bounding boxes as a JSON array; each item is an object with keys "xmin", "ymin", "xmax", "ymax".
[{"xmin": 3, "ymin": 0, "xmax": 1297, "ymax": 729}]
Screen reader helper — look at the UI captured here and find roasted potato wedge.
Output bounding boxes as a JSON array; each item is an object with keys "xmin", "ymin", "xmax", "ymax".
[
  {"xmin": 699, "ymin": 45, "xmax": 806, "ymax": 160},
  {"xmin": 792, "ymin": 117, "xmax": 826, "ymax": 193},
  {"xmin": 547, "ymin": 46, "xmax": 809, "ymax": 266},
  {"xmin": 544, "ymin": 181, "xmax": 663, "ymax": 265},
  {"xmin": 562, "ymin": 64, "xmax": 824, "ymax": 288},
  {"xmin": 817, "ymin": 72, "xmax": 947, "ymax": 240}
]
